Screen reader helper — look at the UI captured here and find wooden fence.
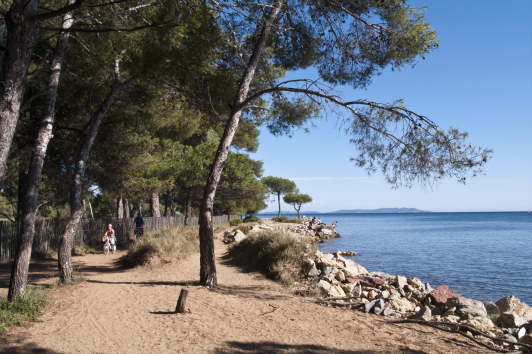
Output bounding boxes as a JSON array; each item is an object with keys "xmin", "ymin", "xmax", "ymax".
[{"xmin": 0, "ymin": 215, "xmax": 239, "ymax": 261}]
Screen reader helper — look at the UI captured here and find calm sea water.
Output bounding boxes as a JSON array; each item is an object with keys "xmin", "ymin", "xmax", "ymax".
[{"xmin": 258, "ymin": 212, "xmax": 532, "ymax": 305}]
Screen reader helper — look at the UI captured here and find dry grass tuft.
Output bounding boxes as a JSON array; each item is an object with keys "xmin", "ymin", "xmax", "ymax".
[
  {"xmin": 225, "ymin": 229, "xmax": 317, "ymax": 286},
  {"xmin": 120, "ymin": 226, "xmax": 199, "ymax": 268}
]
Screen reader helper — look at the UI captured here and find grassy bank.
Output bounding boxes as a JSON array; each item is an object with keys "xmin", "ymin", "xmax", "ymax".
[
  {"xmin": 225, "ymin": 229, "xmax": 316, "ymax": 286},
  {"xmin": 120, "ymin": 226, "xmax": 200, "ymax": 267},
  {"xmin": 0, "ymin": 286, "xmax": 49, "ymax": 335}
]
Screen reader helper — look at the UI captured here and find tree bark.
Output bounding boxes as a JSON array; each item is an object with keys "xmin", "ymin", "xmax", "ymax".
[
  {"xmin": 197, "ymin": 0, "xmax": 284, "ymax": 288},
  {"xmin": 81, "ymin": 199, "xmax": 87, "ymax": 219},
  {"xmin": 88, "ymin": 200, "xmax": 94, "ymax": 219},
  {"xmin": 163, "ymin": 193, "xmax": 168, "ymax": 217},
  {"xmin": 124, "ymin": 198, "xmax": 130, "ymax": 218},
  {"xmin": 184, "ymin": 192, "xmax": 192, "ymax": 226},
  {"xmin": 277, "ymin": 192, "xmax": 282, "ymax": 218},
  {"xmin": 8, "ymin": 3, "xmax": 75, "ymax": 301},
  {"xmin": 58, "ymin": 54, "xmax": 134, "ymax": 283},
  {"xmin": 117, "ymin": 197, "xmax": 123, "ymax": 219},
  {"xmin": 150, "ymin": 191, "xmax": 161, "ymax": 217},
  {"xmin": 0, "ymin": 0, "xmax": 39, "ymax": 189}
]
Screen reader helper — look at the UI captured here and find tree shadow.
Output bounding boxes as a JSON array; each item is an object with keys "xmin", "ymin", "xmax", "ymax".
[
  {"xmin": 214, "ymin": 341, "xmax": 429, "ymax": 354},
  {"xmin": 209, "ymin": 284, "xmax": 289, "ymax": 301},
  {"xmin": 0, "ymin": 340, "xmax": 62, "ymax": 354},
  {"xmin": 86, "ymin": 279, "xmax": 198, "ymax": 287}
]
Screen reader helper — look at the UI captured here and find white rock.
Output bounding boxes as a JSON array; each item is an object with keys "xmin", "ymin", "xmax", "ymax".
[
  {"xmin": 233, "ymin": 230, "xmax": 246, "ymax": 242},
  {"xmin": 499, "ymin": 312, "xmax": 527, "ymax": 328},
  {"xmin": 395, "ymin": 275, "xmax": 407, "ymax": 290}
]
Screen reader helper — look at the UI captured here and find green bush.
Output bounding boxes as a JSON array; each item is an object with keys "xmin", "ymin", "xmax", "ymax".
[
  {"xmin": 0, "ymin": 286, "xmax": 49, "ymax": 335},
  {"xmin": 243, "ymin": 216, "xmax": 263, "ymax": 223},
  {"xmin": 235, "ymin": 226, "xmax": 250, "ymax": 235},
  {"xmin": 272, "ymin": 216, "xmax": 301, "ymax": 224},
  {"xmin": 120, "ymin": 226, "xmax": 199, "ymax": 267},
  {"xmin": 229, "ymin": 218, "xmax": 243, "ymax": 226},
  {"xmin": 225, "ymin": 230, "xmax": 316, "ymax": 286}
]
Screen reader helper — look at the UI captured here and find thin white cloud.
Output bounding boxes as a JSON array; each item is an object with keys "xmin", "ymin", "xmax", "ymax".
[{"xmin": 288, "ymin": 177, "xmax": 374, "ymax": 181}]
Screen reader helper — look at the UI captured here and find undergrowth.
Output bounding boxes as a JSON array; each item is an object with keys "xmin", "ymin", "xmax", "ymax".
[
  {"xmin": 225, "ymin": 230, "xmax": 316, "ymax": 286},
  {"xmin": 120, "ymin": 226, "xmax": 200, "ymax": 268},
  {"xmin": 0, "ymin": 286, "xmax": 49, "ymax": 335},
  {"xmin": 272, "ymin": 216, "xmax": 301, "ymax": 224}
]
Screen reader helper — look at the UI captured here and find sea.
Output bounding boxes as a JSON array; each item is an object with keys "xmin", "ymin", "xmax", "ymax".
[{"xmin": 257, "ymin": 212, "xmax": 532, "ymax": 305}]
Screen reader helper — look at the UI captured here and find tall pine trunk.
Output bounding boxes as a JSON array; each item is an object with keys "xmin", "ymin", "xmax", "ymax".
[
  {"xmin": 0, "ymin": 0, "xmax": 39, "ymax": 188},
  {"xmin": 8, "ymin": 4, "xmax": 74, "ymax": 301},
  {"xmin": 150, "ymin": 192, "xmax": 161, "ymax": 217},
  {"xmin": 58, "ymin": 55, "xmax": 135, "ymax": 283},
  {"xmin": 198, "ymin": 0, "xmax": 284, "ymax": 287},
  {"xmin": 277, "ymin": 192, "xmax": 282, "ymax": 218},
  {"xmin": 124, "ymin": 198, "xmax": 130, "ymax": 218},
  {"xmin": 184, "ymin": 192, "xmax": 192, "ymax": 226},
  {"xmin": 117, "ymin": 197, "xmax": 123, "ymax": 219}
]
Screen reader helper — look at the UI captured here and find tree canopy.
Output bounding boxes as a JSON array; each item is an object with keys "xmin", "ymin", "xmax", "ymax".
[{"xmin": 283, "ymin": 191, "xmax": 312, "ymax": 219}]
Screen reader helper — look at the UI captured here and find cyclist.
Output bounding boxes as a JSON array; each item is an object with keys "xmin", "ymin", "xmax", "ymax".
[{"xmin": 133, "ymin": 212, "xmax": 145, "ymax": 236}]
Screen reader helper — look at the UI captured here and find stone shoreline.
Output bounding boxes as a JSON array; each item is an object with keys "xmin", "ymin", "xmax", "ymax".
[{"xmin": 221, "ymin": 218, "xmax": 532, "ymax": 352}]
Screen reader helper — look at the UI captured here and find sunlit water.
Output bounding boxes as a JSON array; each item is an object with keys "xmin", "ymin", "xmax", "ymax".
[{"xmin": 258, "ymin": 212, "xmax": 532, "ymax": 304}]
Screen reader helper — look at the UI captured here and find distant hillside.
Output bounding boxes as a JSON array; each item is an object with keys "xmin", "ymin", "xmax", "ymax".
[{"xmin": 329, "ymin": 208, "xmax": 434, "ymax": 214}]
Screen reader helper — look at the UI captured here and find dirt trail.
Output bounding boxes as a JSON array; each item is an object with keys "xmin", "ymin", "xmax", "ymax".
[{"xmin": 0, "ymin": 238, "xmax": 484, "ymax": 354}]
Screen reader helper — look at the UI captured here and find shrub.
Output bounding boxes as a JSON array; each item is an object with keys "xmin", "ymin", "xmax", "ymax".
[
  {"xmin": 120, "ymin": 226, "xmax": 199, "ymax": 268},
  {"xmin": 235, "ymin": 226, "xmax": 250, "ymax": 235},
  {"xmin": 0, "ymin": 286, "xmax": 49, "ymax": 335},
  {"xmin": 272, "ymin": 216, "xmax": 301, "ymax": 224},
  {"xmin": 225, "ymin": 230, "xmax": 317, "ymax": 286},
  {"xmin": 243, "ymin": 216, "xmax": 263, "ymax": 224},
  {"xmin": 229, "ymin": 218, "xmax": 243, "ymax": 226}
]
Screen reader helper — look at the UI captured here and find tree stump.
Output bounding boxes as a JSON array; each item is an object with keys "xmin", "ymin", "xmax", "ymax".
[{"xmin": 175, "ymin": 288, "xmax": 188, "ymax": 313}]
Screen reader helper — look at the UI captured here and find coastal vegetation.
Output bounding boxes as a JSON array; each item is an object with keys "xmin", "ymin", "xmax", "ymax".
[
  {"xmin": 0, "ymin": 0, "xmax": 492, "ymax": 302},
  {"xmin": 0, "ymin": 286, "xmax": 48, "ymax": 335},
  {"xmin": 120, "ymin": 226, "xmax": 200, "ymax": 268},
  {"xmin": 226, "ymin": 229, "xmax": 317, "ymax": 286}
]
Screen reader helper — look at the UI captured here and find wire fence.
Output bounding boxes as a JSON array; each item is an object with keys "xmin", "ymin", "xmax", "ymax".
[{"xmin": 0, "ymin": 215, "xmax": 239, "ymax": 261}]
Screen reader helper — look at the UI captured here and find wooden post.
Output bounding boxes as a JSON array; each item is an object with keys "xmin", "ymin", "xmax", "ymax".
[{"xmin": 175, "ymin": 288, "xmax": 189, "ymax": 313}]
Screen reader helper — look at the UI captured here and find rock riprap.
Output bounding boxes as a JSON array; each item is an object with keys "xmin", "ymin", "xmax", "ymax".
[{"xmin": 305, "ymin": 249, "xmax": 532, "ymax": 350}]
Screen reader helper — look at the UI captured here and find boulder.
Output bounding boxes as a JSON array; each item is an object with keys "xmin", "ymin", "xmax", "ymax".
[
  {"xmin": 308, "ymin": 267, "xmax": 321, "ymax": 277},
  {"xmin": 462, "ymin": 317, "xmax": 495, "ymax": 332},
  {"xmin": 496, "ymin": 296, "xmax": 532, "ymax": 321},
  {"xmin": 499, "ymin": 312, "xmax": 527, "ymax": 328},
  {"xmin": 422, "ymin": 283, "xmax": 433, "ymax": 294},
  {"xmin": 383, "ymin": 307, "xmax": 395, "ymax": 317},
  {"xmin": 359, "ymin": 278, "xmax": 384, "ymax": 287},
  {"xmin": 321, "ymin": 228, "xmax": 333, "ymax": 236},
  {"xmin": 344, "ymin": 276, "xmax": 359, "ymax": 284},
  {"xmin": 353, "ymin": 285, "xmax": 362, "ymax": 297},
  {"xmin": 316, "ymin": 280, "xmax": 332, "ymax": 295},
  {"xmin": 447, "ymin": 297, "xmax": 487, "ymax": 318},
  {"xmin": 378, "ymin": 290, "xmax": 391, "ymax": 300},
  {"xmin": 387, "ymin": 297, "xmax": 415, "ymax": 313},
  {"xmin": 415, "ymin": 306, "xmax": 432, "ymax": 321},
  {"xmin": 443, "ymin": 307, "xmax": 456, "ymax": 317},
  {"xmin": 442, "ymin": 315, "xmax": 460, "ymax": 323},
  {"xmin": 317, "ymin": 258, "xmax": 343, "ymax": 269},
  {"xmin": 395, "ymin": 275, "xmax": 407, "ymax": 290},
  {"xmin": 233, "ymin": 230, "xmax": 246, "ymax": 242},
  {"xmin": 341, "ymin": 283, "xmax": 356, "ymax": 296},
  {"xmin": 332, "ymin": 284, "xmax": 346, "ymax": 297},
  {"xmin": 484, "ymin": 302, "xmax": 500, "ymax": 315},
  {"xmin": 374, "ymin": 299, "xmax": 385, "ymax": 315},
  {"xmin": 429, "ymin": 285, "xmax": 462, "ymax": 307},
  {"xmin": 335, "ymin": 270, "xmax": 346, "ymax": 282},
  {"xmin": 517, "ymin": 326, "xmax": 527, "ymax": 339},
  {"xmin": 323, "ymin": 266, "xmax": 339, "ymax": 276},
  {"xmin": 367, "ymin": 290, "xmax": 379, "ymax": 301},
  {"xmin": 364, "ymin": 300, "xmax": 377, "ymax": 313},
  {"xmin": 496, "ymin": 334, "xmax": 517, "ymax": 346},
  {"xmin": 518, "ymin": 334, "xmax": 532, "ymax": 346},
  {"xmin": 321, "ymin": 253, "xmax": 334, "ymax": 260},
  {"xmin": 344, "ymin": 264, "xmax": 368, "ymax": 277},
  {"xmin": 408, "ymin": 277, "xmax": 423, "ymax": 288}
]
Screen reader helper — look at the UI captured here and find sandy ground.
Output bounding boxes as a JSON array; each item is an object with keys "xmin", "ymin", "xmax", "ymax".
[{"xmin": 0, "ymin": 235, "xmax": 489, "ymax": 354}]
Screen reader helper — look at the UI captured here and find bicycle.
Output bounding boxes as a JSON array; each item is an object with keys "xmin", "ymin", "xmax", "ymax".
[
  {"xmin": 103, "ymin": 242, "xmax": 111, "ymax": 255},
  {"xmin": 134, "ymin": 227, "xmax": 144, "ymax": 238}
]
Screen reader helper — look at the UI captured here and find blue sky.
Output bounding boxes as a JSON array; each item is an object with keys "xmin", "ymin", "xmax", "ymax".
[{"xmin": 250, "ymin": 0, "xmax": 532, "ymax": 213}]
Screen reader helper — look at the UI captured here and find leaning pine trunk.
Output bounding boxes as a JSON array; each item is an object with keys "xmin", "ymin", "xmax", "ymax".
[
  {"xmin": 8, "ymin": 4, "xmax": 74, "ymax": 301},
  {"xmin": 58, "ymin": 55, "xmax": 134, "ymax": 283},
  {"xmin": 124, "ymin": 198, "xmax": 130, "ymax": 218},
  {"xmin": 197, "ymin": 0, "xmax": 284, "ymax": 288},
  {"xmin": 0, "ymin": 0, "xmax": 39, "ymax": 189},
  {"xmin": 277, "ymin": 192, "xmax": 282, "ymax": 218}
]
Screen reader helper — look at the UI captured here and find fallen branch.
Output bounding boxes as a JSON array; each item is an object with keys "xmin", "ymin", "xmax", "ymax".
[
  {"xmin": 259, "ymin": 304, "xmax": 278, "ymax": 316},
  {"xmin": 391, "ymin": 319, "xmax": 531, "ymax": 353}
]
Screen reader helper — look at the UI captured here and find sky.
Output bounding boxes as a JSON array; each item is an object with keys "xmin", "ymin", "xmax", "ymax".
[{"xmin": 250, "ymin": 0, "xmax": 532, "ymax": 213}]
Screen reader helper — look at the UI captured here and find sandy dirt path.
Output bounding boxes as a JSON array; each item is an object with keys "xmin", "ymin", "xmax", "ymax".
[{"xmin": 0, "ymin": 238, "xmax": 486, "ymax": 354}]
